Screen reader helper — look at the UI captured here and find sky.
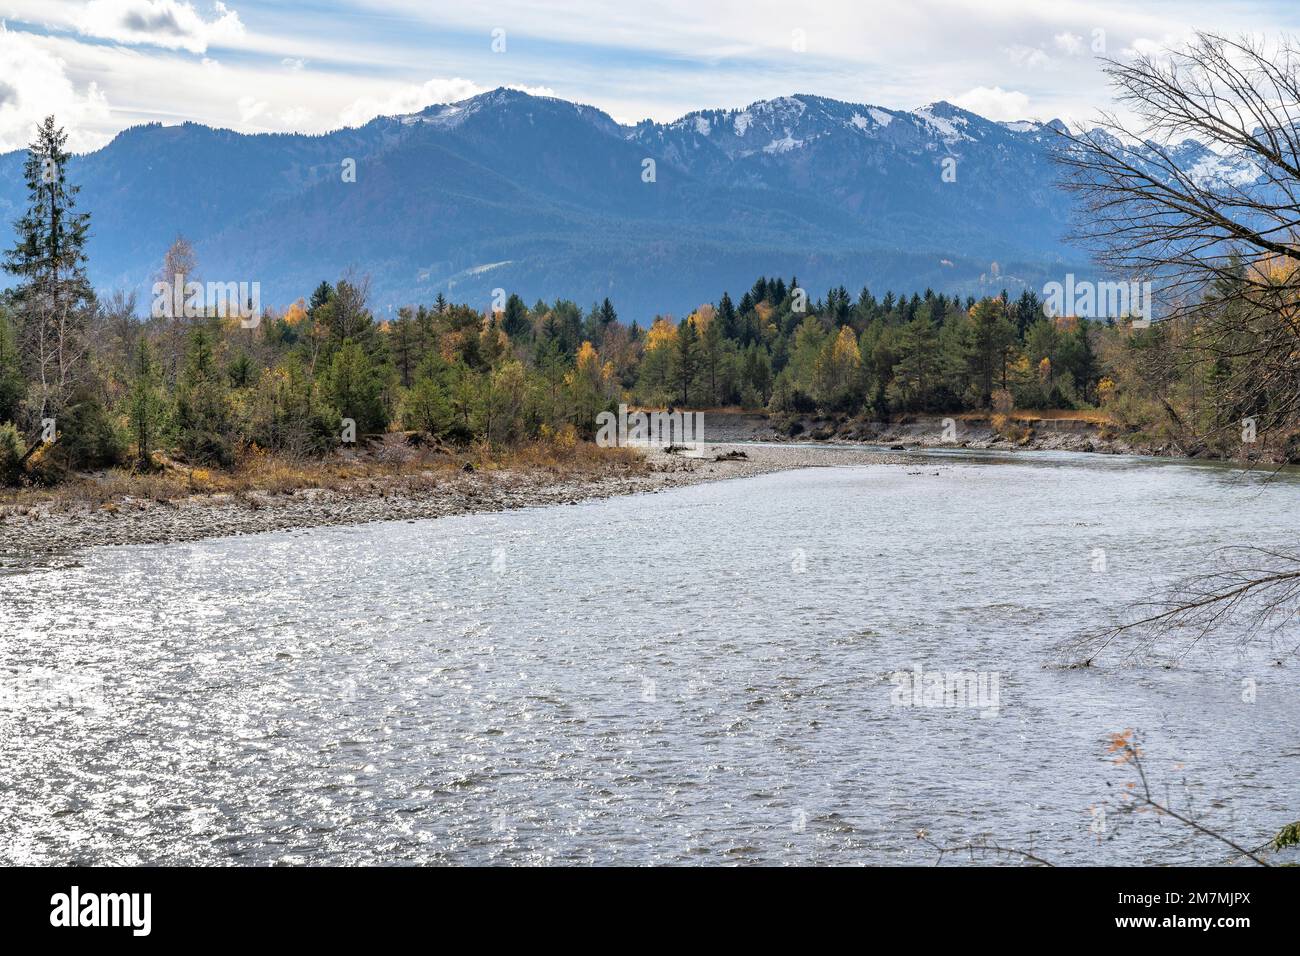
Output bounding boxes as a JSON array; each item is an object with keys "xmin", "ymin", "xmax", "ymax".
[{"xmin": 0, "ymin": 0, "xmax": 1297, "ymax": 153}]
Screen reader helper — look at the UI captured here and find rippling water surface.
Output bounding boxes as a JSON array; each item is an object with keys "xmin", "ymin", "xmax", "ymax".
[{"xmin": 2, "ymin": 449, "xmax": 1298, "ymax": 865}]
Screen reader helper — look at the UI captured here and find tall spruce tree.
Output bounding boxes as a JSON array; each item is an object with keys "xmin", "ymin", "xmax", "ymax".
[
  {"xmin": 718, "ymin": 291, "xmax": 737, "ymax": 339},
  {"xmin": 3, "ymin": 116, "xmax": 93, "ymax": 421},
  {"xmin": 127, "ymin": 337, "xmax": 166, "ymax": 467},
  {"xmin": 598, "ymin": 297, "xmax": 618, "ymax": 332},
  {"xmin": 675, "ymin": 317, "xmax": 700, "ymax": 406},
  {"xmin": 175, "ymin": 326, "xmax": 236, "ymax": 465}
]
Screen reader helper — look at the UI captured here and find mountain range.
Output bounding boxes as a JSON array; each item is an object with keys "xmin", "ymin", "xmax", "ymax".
[{"xmin": 0, "ymin": 88, "xmax": 1261, "ymax": 318}]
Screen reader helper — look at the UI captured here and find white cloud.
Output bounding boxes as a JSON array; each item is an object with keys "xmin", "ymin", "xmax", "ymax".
[
  {"xmin": 1123, "ymin": 37, "xmax": 1172, "ymax": 59},
  {"xmin": 79, "ymin": 0, "xmax": 245, "ymax": 54},
  {"xmin": 339, "ymin": 77, "xmax": 486, "ymax": 127},
  {"xmin": 338, "ymin": 78, "xmax": 556, "ymax": 127},
  {"xmin": 1008, "ymin": 45, "xmax": 1050, "ymax": 70},
  {"xmin": 0, "ymin": 24, "xmax": 113, "ymax": 152},
  {"xmin": 236, "ymin": 94, "xmax": 268, "ymax": 124},
  {"xmin": 280, "ymin": 106, "xmax": 313, "ymax": 126},
  {"xmin": 1053, "ymin": 32, "xmax": 1085, "ymax": 56},
  {"xmin": 0, "ymin": 0, "xmax": 1290, "ymax": 149},
  {"xmin": 951, "ymin": 86, "xmax": 1031, "ymax": 121}
]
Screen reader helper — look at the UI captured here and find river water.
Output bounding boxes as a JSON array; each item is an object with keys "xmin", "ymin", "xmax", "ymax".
[{"xmin": 2, "ymin": 448, "xmax": 1297, "ymax": 865}]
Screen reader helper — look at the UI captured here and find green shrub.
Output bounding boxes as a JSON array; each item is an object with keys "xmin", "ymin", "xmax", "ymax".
[
  {"xmin": 0, "ymin": 421, "xmax": 24, "ymax": 486},
  {"xmin": 55, "ymin": 393, "xmax": 125, "ymax": 469}
]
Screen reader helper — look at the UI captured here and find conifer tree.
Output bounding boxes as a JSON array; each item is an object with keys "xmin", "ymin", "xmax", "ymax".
[
  {"xmin": 175, "ymin": 326, "xmax": 236, "ymax": 465},
  {"xmin": 699, "ymin": 313, "xmax": 724, "ymax": 405},
  {"xmin": 325, "ymin": 338, "xmax": 388, "ymax": 435},
  {"xmin": 126, "ymin": 337, "xmax": 166, "ymax": 467},
  {"xmin": 502, "ymin": 293, "xmax": 530, "ymax": 338},
  {"xmin": 674, "ymin": 317, "xmax": 700, "ymax": 405},
  {"xmin": 598, "ymin": 297, "xmax": 618, "ymax": 332},
  {"xmin": 717, "ymin": 291, "xmax": 738, "ymax": 339},
  {"xmin": 3, "ymin": 116, "xmax": 93, "ymax": 420}
]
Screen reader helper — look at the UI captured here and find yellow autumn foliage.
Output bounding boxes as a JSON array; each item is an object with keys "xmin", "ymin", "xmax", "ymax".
[
  {"xmin": 830, "ymin": 325, "xmax": 861, "ymax": 368},
  {"xmin": 575, "ymin": 340, "xmax": 600, "ymax": 374},
  {"xmin": 645, "ymin": 317, "xmax": 678, "ymax": 353},
  {"xmin": 689, "ymin": 303, "xmax": 716, "ymax": 331},
  {"xmin": 283, "ymin": 299, "xmax": 309, "ymax": 325}
]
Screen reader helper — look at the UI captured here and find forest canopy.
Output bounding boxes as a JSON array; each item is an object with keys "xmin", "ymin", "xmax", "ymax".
[{"xmin": 1, "ymin": 109, "xmax": 1296, "ymax": 486}]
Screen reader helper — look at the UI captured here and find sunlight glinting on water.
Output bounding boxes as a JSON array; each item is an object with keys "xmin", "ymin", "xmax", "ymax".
[{"xmin": 1, "ymin": 452, "xmax": 1297, "ymax": 864}]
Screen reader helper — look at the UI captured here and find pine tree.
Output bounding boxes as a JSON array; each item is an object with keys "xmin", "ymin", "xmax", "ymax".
[
  {"xmin": 324, "ymin": 338, "xmax": 388, "ymax": 435},
  {"xmin": 389, "ymin": 309, "xmax": 412, "ymax": 387},
  {"xmin": 1060, "ymin": 321, "xmax": 1099, "ymax": 403},
  {"xmin": 3, "ymin": 116, "xmax": 93, "ymax": 421},
  {"xmin": 4, "ymin": 117, "xmax": 92, "ymax": 313},
  {"xmin": 718, "ymin": 291, "xmax": 738, "ymax": 339},
  {"xmin": 309, "ymin": 281, "xmax": 334, "ymax": 314},
  {"xmin": 502, "ymin": 293, "xmax": 530, "ymax": 338},
  {"xmin": 126, "ymin": 337, "xmax": 166, "ymax": 467},
  {"xmin": 888, "ymin": 315, "xmax": 942, "ymax": 411},
  {"xmin": 598, "ymin": 297, "xmax": 618, "ymax": 332},
  {"xmin": 403, "ymin": 356, "xmax": 453, "ymax": 439},
  {"xmin": 227, "ymin": 350, "xmax": 255, "ymax": 388},
  {"xmin": 699, "ymin": 314, "xmax": 724, "ymax": 405},
  {"xmin": 326, "ymin": 279, "xmax": 375, "ymax": 345},
  {"xmin": 674, "ymin": 317, "xmax": 700, "ymax": 405},
  {"xmin": 174, "ymin": 326, "xmax": 236, "ymax": 465},
  {"xmin": 1014, "ymin": 289, "xmax": 1041, "ymax": 338},
  {"xmin": 966, "ymin": 298, "xmax": 1018, "ymax": 406}
]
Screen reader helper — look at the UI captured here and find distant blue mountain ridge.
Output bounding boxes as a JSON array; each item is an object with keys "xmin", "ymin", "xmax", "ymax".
[{"xmin": 0, "ymin": 88, "xmax": 1262, "ymax": 318}]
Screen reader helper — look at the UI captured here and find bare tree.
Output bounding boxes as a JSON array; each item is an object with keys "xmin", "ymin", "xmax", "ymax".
[
  {"xmin": 1081, "ymin": 545, "xmax": 1300, "ymax": 663},
  {"xmin": 95, "ymin": 289, "xmax": 140, "ymax": 379},
  {"xmin": 920, "ymin": 731, "xmax": 1296, "ymax": 865},
  {"xmin": 1055, "ymin": 33, "xmax": 1300, "ymax": 454},
  {"xmin": 1056, "ymin": 35, "xmax": 1300, "ymax": 658},
  {"xmin": 155, "ymin": 234, "xmax": 198, "ymax": 386}
]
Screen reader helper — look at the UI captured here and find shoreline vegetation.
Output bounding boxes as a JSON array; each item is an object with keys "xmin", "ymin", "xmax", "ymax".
[
  {"xmin": 0, "ymin": 438, "xmax": 904, "ymax": 559},
  {"xmin": 4, "ymin": 405, "xmax": 1289, "ymax": 561}
]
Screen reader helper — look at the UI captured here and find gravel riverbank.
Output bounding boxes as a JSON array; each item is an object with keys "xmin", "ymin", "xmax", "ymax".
[{"xmin": 0, "ymin": 443, "xmax": 903, "ymax": 560}]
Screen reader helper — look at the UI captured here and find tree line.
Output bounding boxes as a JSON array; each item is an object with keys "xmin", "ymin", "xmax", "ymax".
[{"xmin": 1, "ymin": 112, "xmax": 1291, "ymax": 487}]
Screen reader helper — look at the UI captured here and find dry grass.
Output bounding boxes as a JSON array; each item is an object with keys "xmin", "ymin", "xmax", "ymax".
[
  {"xmin": 956, "ymin": 407, "xmax": 1112, "ymax": 424},
  {"xmin": 0, "ymin": 435, "xmax": 648, "ymax": 513}
]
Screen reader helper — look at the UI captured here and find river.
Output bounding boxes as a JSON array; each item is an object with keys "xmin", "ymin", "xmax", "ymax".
[{"xmin": 1, "ymin": 448, "xmax": 1297, "ymax": 864}]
